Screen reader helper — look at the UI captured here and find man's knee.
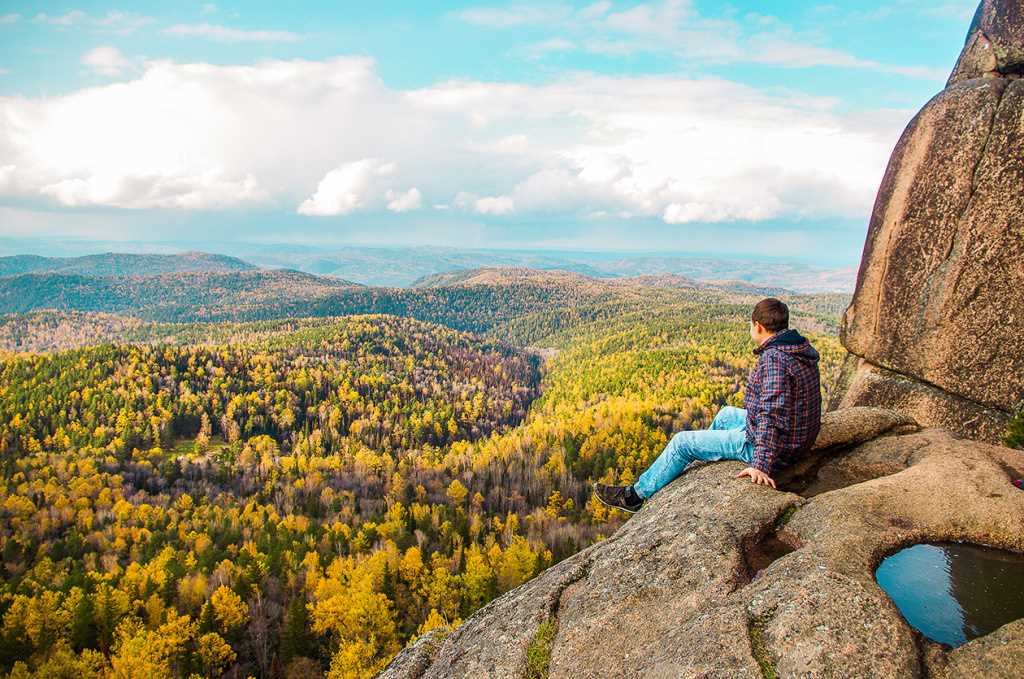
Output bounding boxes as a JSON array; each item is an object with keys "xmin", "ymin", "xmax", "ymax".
[
  {"xmin": 668, "ymin": 430, "xmax": 695, "ymax": 453},
  {"xmin": 715, "ymin": 405, "xmax": 746, "ymax": 427}
]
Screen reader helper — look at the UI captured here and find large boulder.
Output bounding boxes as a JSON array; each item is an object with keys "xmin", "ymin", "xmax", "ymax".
[
  {"xmin": 378, "ymin": 409, "xmax": 1024, "ymax": 678},
  {"xmin": 837, "ymin": 0, "xmax": 1024, "ymax": 442}
]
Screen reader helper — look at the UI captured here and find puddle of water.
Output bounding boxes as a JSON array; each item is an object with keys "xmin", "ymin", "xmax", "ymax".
[{"xmin": 875, "ymin": 542, "xmax": 1024, "ymax": 647}]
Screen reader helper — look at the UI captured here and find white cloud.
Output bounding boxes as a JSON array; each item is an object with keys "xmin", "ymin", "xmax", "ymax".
[
  {"xmin": 474, "ymin": 195, "xmax": 515, "ymax": 215},
  {"xmin": 457, "ymin": 0, "xmax": 945, "ymax": 80},
  {"xmin": 39, "ymin": 171, "xmax": 264, "ymax": 209},
  {"xmin": 0, "ymin": 13, "xmax": 20, "ymax": 24},
  {"xmin": 165, "ymin": 22, "xmax": 301, "ymax": 43},
  {"xmin": 93, "ymin": 11, "xmax": 153, "ymax": 34},
  {"xmin": 386, "ymin": 187, "xmax": 423, "ymax": 213},
  {"xmin": 0, "ymin": 165, "xmax": 15, "ymax": 191},
  {"xmin": 454, "ymin": 4, "xmax": 573, "ymax": 28},
  {"xmin": 298, "ymin": 159, "xmax": 398, "ymax": 216},
  {"xmin": 578, "ymin": 2, "xmax": 612, "ymax": 21},
  {"xmin": 201, "ymin": 4, "xmax": 218, "ymax": 15},
  {"xmin": 0, "ymin": 68, "xmax": 8, "ymax": 76},
  {"xmin": 35, "ymin": 10, "xmax": 152, "ymax": 34},
  {"xmin": 520, "ymin": 38, "xmax": 577, "ymax": 59},
  {"xmin": 35, "ymin": 10, "xmax": 87, "ymax": 26},
  {"xmin": 82, "ymin": 45, "xmax": 132, "ymax": 76},
  {"xmin": 0, "ymin": 56, "xmax": 906, "ymax": 223},
  {"xmin": 450, "ymin": 188, "xmax": 515, "ymax": 215}
]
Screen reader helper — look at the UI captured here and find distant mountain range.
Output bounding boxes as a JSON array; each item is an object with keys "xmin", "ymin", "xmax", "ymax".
[
  {"xmin": 410, "ymin": 267, "xmax": 794, "ymax": 297},
  {"xmin": 0, "ymin": 257, "xmax": 850, "ymax": 351},
  {"xmin": 0, "ymin": 251, "xmax": 254, "ymax": 277},
  {"xmin": 0, "ymin": 269, "xmax": 363, "ymax": 320},
  {"xmin": 240, "ymin": 246, "xmax": 856, "ymax": 293},
  {"xmin": 0, "ymin": 241, "xmax": 857, "ymax": 292}
]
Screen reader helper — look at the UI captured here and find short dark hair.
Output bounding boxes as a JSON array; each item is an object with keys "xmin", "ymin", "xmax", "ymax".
[{"xmin": 752, "ymin": 298, "xmax": 789, "ymax": 332}]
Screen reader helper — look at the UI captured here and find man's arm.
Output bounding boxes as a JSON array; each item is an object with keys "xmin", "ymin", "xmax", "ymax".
[{"xmin": 750, "ymin": 352, "xmax": 790, "ymax": 476}]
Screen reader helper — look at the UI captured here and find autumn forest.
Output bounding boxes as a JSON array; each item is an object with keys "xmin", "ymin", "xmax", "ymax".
[{"xmin": 0, "ymin": 262, "xmax": 852, "ymax": 678}]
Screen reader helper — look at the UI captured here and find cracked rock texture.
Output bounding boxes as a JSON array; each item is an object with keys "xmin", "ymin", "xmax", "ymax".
[
  {"xmin": 378, "ymin": 408, "xmax": 1024, "ymax": 678},
  {"xmin": 837, "ymin": 0, "xmax": 1024, "ymax": 442}
]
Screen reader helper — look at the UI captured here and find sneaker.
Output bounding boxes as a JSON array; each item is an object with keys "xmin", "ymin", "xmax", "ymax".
[{"xmin": 593, "ymin": 483, "xmax": 644, "ymax": 513}]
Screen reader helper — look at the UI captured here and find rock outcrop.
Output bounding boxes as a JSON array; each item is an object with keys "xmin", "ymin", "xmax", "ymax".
[
  {"xmin": 378, "ymin": 407, "xmax": 1024, "ymax": 678},
  {"xmin": 949, "ymin": 0, "xmax": 1024, "ymax": 84},
  {"xmin": 835, "ymin": 0, "xmax": 1024, "ymax": 443}
]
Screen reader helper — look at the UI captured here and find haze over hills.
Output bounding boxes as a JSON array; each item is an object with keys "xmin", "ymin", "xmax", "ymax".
[
  {"xmin": 410, "ymin": 267, "xmax": 795, "ymax": 297},
  {"xmin": 0, "ymin": 240, "xmax": 856, "ymax": 293}
]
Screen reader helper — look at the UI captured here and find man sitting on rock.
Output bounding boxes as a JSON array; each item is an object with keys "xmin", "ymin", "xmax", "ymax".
[{"xmin": 594, "ymin": 298, "xmax": 822, "ymax": 512}]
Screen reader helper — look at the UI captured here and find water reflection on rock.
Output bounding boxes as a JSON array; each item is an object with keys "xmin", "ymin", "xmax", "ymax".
[{"xmin": 875, "ymin": 543, "xmax": 1024, "ymax": 647}]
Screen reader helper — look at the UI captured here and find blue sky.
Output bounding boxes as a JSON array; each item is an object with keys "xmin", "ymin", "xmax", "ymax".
[{"xmin": 0, "ymin": 1, "xmax": 978, "ymax": 264}]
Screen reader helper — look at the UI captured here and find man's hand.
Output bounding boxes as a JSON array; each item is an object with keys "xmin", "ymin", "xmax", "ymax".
[{"xmin": 736, "ymin": 466, "xmax": 777, "ymax": 489}]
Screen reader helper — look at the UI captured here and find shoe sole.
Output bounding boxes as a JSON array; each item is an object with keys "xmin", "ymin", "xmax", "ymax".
[{"xmin": 593, "ymin": 488, "xmax": 641, "ymax": 513}]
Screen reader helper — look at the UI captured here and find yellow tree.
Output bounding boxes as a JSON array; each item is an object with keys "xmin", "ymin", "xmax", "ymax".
[
  {"xmin": 209, "ymin": 585, "xmax": 249, "ymax": 635},
  {"xmin": 196, "ymin": 632, "xmax": 237, "ymax": 677}
]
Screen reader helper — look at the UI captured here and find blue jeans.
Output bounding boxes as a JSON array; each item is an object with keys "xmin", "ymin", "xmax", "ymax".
[{"xmin": 633, "ymin": 406, "xmax": 754, "ymax": 499}]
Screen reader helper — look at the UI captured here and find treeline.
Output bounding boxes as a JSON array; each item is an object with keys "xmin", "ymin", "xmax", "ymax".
[{"xmin": 0, "ymin": 266, "xmax": 850, "ymax": 334}]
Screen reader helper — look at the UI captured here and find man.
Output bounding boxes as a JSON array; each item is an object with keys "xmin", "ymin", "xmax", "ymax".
[{"xmin": 594, "ymin": 298, "xmax": 821, "ymax": 512}]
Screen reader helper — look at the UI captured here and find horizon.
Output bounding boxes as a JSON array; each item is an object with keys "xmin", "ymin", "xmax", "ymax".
[
  {"xmin": 1, "ymin": 1, "xmax": 977, "ymax": 265},
  {"xmin": 0, "ymin": 234, "xmax": 858, "ymax": 263}
]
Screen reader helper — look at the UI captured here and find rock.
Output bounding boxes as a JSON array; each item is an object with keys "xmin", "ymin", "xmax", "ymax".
[
  {"xmin": 838, "ymin": 1, "xmax": 1024, "ymax": 441},
  {"xmin": 950, "ymin": 0, "xmax": 1024, "ymax": 84},
  {"xmin": 931, "ymin": 619, "xmax": 1024, "ymax": 679},
  {"xmin": 378, "ymin": 423, "xmax": 1024, "ymax": 678},
  {"xmin": 809, "ymin": 405, "xmax": 918, "ymax": 451},
  {"xmin": 834, "ymin": 358, "xmax": 1010, "ymax": 442},
  {"xmin": 376, "ymin": 628, "xmax": 447, "ymax": 679}
]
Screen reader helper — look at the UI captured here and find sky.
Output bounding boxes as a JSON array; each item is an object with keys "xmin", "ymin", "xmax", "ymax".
[{"xmin": 0, "ymin": 1, "xmax": 979, "ymax": 264}]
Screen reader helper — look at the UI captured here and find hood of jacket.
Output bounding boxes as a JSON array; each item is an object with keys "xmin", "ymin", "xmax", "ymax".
[{"xmin": 753, "ymin": 328, "xmax": 820, "ymax": 363}]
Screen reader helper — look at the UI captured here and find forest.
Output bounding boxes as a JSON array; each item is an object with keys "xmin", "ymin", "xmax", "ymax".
[{"xmin": 0, "ymin": 278, "xmax": 851, "ymax": 678}]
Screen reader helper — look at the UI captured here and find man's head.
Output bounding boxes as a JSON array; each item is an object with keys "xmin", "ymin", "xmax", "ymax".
[{"xmin": 750, "ymin": 298, "xmax": 789, "ymax": 345}]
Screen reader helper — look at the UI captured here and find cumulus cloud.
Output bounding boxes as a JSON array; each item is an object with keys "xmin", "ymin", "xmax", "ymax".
[
  {"xmin": 474, "ymin": 195, "xmax": 515, "ymax": 215},
  {"xmin": 453, "ymin": 192, "xmax": 516, "ymax": 216},
  {"xmin": 81, "ymin": 46, "xmax": 132, "ymax": 76},
  {"xmin": 298, "ymin": 159, "xmax": 400, "ymax": 216},
  {"xmin": 386, "ymin": 187, "xmax": 423, "ymax": 213},
  {"xmin": 40, "ymin": 171, "xmax": 264, "ymax": 209},
  {"xmin": 164, "ymin": 23, "xmax": 302, "ymax": 43},
  {"xmin": 0, "ymin": 56, "xmax": 906, "ymax": 222},
  {"xmin": 0, "ymin": 13, "xmax": 20, "ymax": 24},
  {"xmin": 0, "ymin": 165, "xmax": 15, "ymax": 191}
]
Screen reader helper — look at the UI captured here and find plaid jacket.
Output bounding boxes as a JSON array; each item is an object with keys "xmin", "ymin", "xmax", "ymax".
[{"xmin": 744, "ymin": 328, "xmax": 822, "ymax": 475}]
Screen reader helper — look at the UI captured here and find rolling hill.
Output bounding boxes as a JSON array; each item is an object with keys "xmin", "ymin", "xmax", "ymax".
[{"xmin": 0, "ymin": 251, "xmax": 256, "ymax": 277}]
